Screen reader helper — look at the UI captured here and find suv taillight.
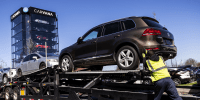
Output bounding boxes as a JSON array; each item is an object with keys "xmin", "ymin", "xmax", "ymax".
[
  {"xmin": 142, "ymin": 28, "xmax": 161, "ymax": 36},
  {"xmin": 146, "ymin": 47, "xmax": 159, "ymax": 51}
]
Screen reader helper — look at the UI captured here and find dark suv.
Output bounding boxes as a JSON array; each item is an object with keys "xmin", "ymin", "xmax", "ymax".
[{"xmin": 59, "ymin": 16, "xmax": 177, "ymax": 72}]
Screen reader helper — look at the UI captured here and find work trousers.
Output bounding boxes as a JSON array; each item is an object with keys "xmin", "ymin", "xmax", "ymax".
[{"xmin": 154, "ymin": 77, "xmax": 182, "ymax": 100}]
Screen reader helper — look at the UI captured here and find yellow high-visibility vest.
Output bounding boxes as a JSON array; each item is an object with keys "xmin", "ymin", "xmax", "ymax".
[{"xmin": 146, "ymin": 56, "xmax": 171, "ymax": 82}]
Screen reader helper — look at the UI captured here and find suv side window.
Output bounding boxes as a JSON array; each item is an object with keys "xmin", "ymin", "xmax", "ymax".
[
  {"xmin": 83, "ymin": 27, "xmax": 102, "ymax": 41},
  {"xmin": 122, "ymin": 20, "xmax": 135, "ymax": 30},
  {"xmin": 104, "ymin": 22, "xmax": 121, "ymax": 36},
  {"xmin": 23, "ymin": 55, "xmax": 30, "ymax": 62}
]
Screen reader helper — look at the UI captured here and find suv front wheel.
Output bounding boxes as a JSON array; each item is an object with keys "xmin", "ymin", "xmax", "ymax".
[
  {"xmin": 116, "ymin": 46, "xmax": 139, "ymax": 70},
  {"xmin": 60, "ymin": 55, "xmax": 73, "ymax": 72}
]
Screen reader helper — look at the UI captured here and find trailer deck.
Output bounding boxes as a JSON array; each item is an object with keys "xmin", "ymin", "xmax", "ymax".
[{"xmin": 1, "ymin": 68, "xmax": 200, "ymax": 100}]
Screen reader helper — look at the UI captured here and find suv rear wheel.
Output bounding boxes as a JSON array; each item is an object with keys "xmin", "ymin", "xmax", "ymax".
[
  {"xmin": 60, "ymin": 55, "xmax": 73, "ymax": 72},
  {"xmin": 116, "ymin": 46, "xmax": 139, "ymax": 70}
]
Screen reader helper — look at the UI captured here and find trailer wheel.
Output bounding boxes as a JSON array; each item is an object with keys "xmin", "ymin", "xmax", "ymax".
[
  {"xmin": 13, "ymin": 87, "xmax": 19, "ymax": 100},
  {"xmin": 3, "ymin": 74, "xmax": 8, "ymax": 84},
  {"xmin": 60, "ymin": 55, "xmax": 73, "ymax": 72},
  {"xmin": 5, "ymin": 87, "xmax": 12, "ymax": 100},
  {"xmin": 116, "ymin": 46, "xmax": 139, "ymax": 70}
]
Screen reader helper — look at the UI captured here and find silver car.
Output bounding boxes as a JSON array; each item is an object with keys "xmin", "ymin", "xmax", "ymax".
[
  {"xmin": 0, "ymin": 68, "xmax": 17, "ymax": 84},
  {"xmin": 16, "ymin": 52, "xmax": 59, "ymax": 76}
]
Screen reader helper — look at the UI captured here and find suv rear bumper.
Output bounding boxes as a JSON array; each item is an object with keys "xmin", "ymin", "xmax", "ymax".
[
  {"xmin": 144, "ymin": 44, "xmax": 177, "ymax": 59},
  {"xmin": 157, "ymin": 45, "xmax": 177, "ymax": 59}
]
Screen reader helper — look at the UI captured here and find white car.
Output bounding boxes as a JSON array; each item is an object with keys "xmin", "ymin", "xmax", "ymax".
[
  {"xmin": 16, "ymin": 52, "xmax": 59, "ymax": 76},
  {"xmin": 168, "ymin": 67, "xmax": 191, "ymax": 85},
  {"xmin": 0, "ymin": 68, "xmax": 17, "ymax": 84}
]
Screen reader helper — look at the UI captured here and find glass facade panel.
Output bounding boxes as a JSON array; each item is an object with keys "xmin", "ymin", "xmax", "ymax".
[
  {"xmin": 12, "ymin": 15, "xmax": 22, "ymax": 28},
  {"xmin": 29, "ymin": 14, "xmax": 58, "ymax": 53}
]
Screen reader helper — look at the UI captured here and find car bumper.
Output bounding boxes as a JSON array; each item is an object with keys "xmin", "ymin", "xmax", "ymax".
[
  {"xmin": 159, "ymin": 45, "xmax": 177, "ymax": 59},
  {"xmin": 180, "ymin": 75, "xmax": 191, "ymax": 83},
  {"xmin": 180, "ymin": 78, "xmax": 191, "ymax": 83},
  {"xmin": 144, "ymin": 44, "xmax": 177, "ymax": 59},
  {"xmin": 47, "ymin": 62, "xmax": 59, "ymax": 68}
]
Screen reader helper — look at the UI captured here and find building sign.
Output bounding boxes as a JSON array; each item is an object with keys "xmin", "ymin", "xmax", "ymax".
[
  {"xmin": 11, "ymin": 11, "xmax": 20, "ymax": 20},
  {"xmin": 34, "ymin": 9, "xmax": 53, "ymax": 17},
  {"xmin": 11, "ymin": 7, "xmax": 57, "ymax": 21},
  {"xmin": 29, "ymin": 7, "xmax": 56, "ymax": 18}
]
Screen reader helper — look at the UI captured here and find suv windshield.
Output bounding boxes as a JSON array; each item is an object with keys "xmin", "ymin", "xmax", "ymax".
[
  {"xmin": 39, "ymin": 52, "xmax": 58, "ymax": 57},
  {"xmin": 142, "ymin": 18, "xmax": 163, "ymax": 28}
]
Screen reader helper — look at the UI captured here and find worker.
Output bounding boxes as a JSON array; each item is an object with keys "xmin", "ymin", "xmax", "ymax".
[{"xmin": 142, "ymin": 50, "xmax": 182, "ymax": 100}]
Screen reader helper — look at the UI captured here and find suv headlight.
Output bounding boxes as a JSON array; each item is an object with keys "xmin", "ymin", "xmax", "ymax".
[{"xmin": 47, "ymin": 59, "xmax": 58, "ymax": 62}]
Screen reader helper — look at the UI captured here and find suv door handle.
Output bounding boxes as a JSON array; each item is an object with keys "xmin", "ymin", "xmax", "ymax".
[
  {"xmin": 114, "ymin": 35, "xmax": 120, "ymax": 38},
  {"xmin": 91, "ymin": 41, "xmax": 96, "ymax": 44}
]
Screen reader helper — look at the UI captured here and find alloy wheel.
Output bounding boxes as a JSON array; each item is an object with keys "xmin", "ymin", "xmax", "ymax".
[
  {"xmin": 62, "ymin": 58, "xmax": 70, "ymax": 71},
  {"xmin": 3, "ymin": 76, "xmax": 7, "ymax": 84},
  {"xmin": 118, "ymin": 49, "xmax": 134, "ymax": 68}
]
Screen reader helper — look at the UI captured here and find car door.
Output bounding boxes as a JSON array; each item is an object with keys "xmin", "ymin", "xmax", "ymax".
[
  {"xmin": 74, "ymin": 27, "xmax": 102, "ymax": 61},
  {"xmin": 96, "ymin": 21, "xmax": 122, "ymax": 57},
  {"xmin": 28, "ymin": 54, "xmax": 41, "ymax": 72},
  {"xmin": 21, "ymin": 55, "xmax": 30, "ymax": 74}
]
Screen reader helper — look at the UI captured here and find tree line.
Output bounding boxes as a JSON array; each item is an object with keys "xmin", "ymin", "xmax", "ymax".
[{"xmin": 169, "ymin": 58, "xmax": 200, "ymax": 67}]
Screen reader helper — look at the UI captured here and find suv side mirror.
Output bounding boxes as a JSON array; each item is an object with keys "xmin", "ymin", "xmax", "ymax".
[
  {"xmin": 77, "ymin": 37, "xmax": 83, "ymax": 44},
  {"xmin": 33, "ymin": 56, "xmax": 38, "ymax": 60}
]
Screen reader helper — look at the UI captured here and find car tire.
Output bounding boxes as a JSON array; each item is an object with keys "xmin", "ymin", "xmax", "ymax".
[
  {"xmin": 17, "ymin": 69, "xmax": 22, "ymax": 77},
  {"xmin": 5, "ymin": 87, "xmax": 12, "ymax": 100},
  {"xmin": 173, "ymin": 78, "xmax": 181, "ymax": 86},
  {"xmin": 90, "ymin": 65, "xmax": 103, "ymax": 71},
  {"xmin": 116, "ymin": 46, "xmax": 139, "ymax": 70},
  {"xmin": 39, "ymin": 63, "xmax": 46, "ymax": 69},
  {"xmin": 60, "ymin": 55, "xmax": 73, "ymax": 72},
  {"xmin": 143, "ymin": 79, "xmax": 153, "ymax": 85},
  {"xmin": 3, "ymin": 75, "xmax": 8, "ymax": 84},
  {"xmin": 13, "ymin": 87, "xmax": 19, "ymax": 100}
]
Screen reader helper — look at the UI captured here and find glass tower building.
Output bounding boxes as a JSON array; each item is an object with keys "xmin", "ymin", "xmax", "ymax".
[{"xmin": 11, "ymin": 7, "xmax": 58, "ymax": 66}]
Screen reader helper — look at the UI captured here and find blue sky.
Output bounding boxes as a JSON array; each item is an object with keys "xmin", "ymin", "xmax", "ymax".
[{"xmin": 0, "ymin": 0, "xmax": 200, "ymax": 68}]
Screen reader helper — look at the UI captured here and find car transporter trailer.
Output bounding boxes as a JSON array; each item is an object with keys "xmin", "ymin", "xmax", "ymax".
[{"xmin": 0, "ymin": 68, "xmax": 200, "ymax": 100}]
